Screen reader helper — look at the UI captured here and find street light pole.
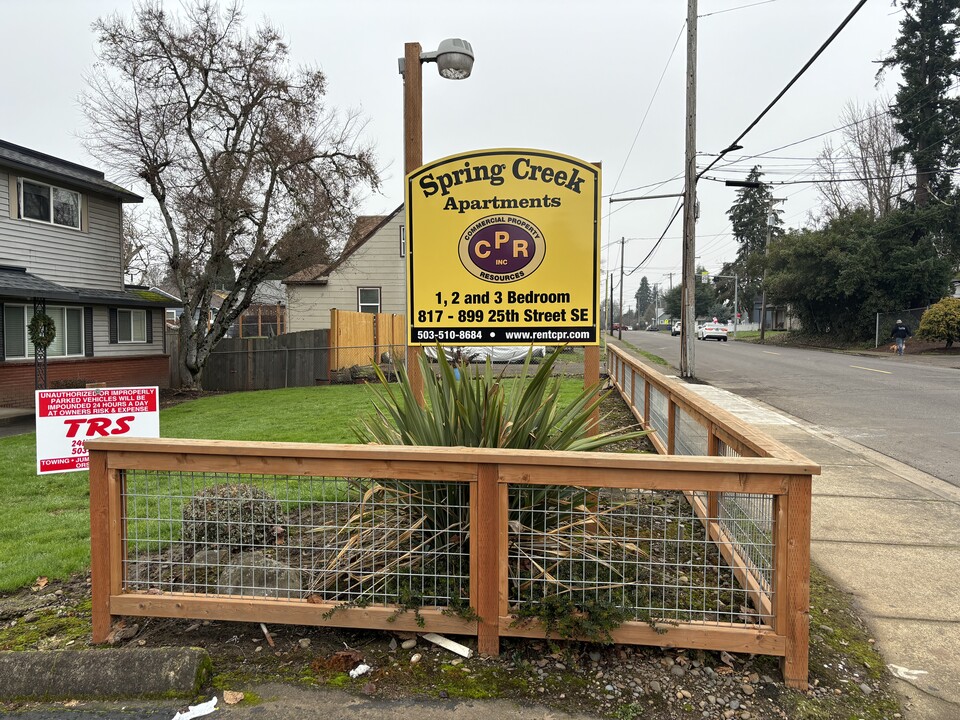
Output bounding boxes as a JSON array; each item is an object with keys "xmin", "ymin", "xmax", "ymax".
[
  {"xmin": 712, "ymin": 273, "xmax": 739, "ymax": 338},
  {"xmin": 402, "ymin": 43, "xmax": 425, "ymax": 403},
  {"xmin": 400, "ymin": 39, "xmax": 474, "ymax": 404}
]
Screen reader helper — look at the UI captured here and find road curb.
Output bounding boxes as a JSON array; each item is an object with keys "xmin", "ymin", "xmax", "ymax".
[{"xmin": 0, "ymin": 647, "xmax": 211, "ymax": 700}]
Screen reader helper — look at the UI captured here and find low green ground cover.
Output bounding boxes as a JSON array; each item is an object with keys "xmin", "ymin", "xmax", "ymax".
[{"xmin": 0, "ymin": 379, "xmax": 590, "ymax": 591}]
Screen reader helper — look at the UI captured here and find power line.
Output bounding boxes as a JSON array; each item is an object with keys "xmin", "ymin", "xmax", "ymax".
[
  {"xmin": 698, "ymin": 0, "xmax": 781, "ymax": 19},
  {"xmin": 716, "ymin": 79, "xmax": 960, "ymax": 171},
  {"xmin": 698, "ymin": 0, "xmax": 870, "ymax": 180},
  {"xmin": 624, "ymin": 200, "xmax": 684, "ymax": 277},
  {"xmin": 609, "ymin": 22, "xmax": 686, "ymax": 196}
]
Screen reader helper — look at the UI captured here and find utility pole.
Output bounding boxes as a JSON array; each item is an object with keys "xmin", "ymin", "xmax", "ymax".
[
  {"xmin": 680, "ymin": 0, "xmax": 698, "ymax": 378},
  {"xmin": 666, "ymin": 272, "xmax": 674, "ymax": 292},
  {"xmin": 652, "ymin": 283, "xmax": 659, "ymax": 327},
  {"xmin": 618, "ymin": 237, "xmax": 625, "ymax": 340},
  {"xmin": 608, "ymin": 272, "xmax": 614, "ymax": 335}
]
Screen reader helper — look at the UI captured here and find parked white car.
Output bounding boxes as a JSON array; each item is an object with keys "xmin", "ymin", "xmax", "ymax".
[
  {"xmin": 671, "ymin": 321, "xmax": 681, "ymax": 336},
  {"xmin": 697, "ymin": 322, "xmax": 729, "ymax": 341},
  {"xmin": 424, "ymin": 346, "xmax": 546, "ymax": 363},
  {"xmin": 465, "ymin": 346, "xmax": 546, "ymax": 363}
]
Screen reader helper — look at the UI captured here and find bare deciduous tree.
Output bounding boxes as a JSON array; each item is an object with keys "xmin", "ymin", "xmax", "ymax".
[
  {"xmin": 82, "ymin": 1, "xmax": 379, "ymax": 388},
  {"xmin": 815, "ymin": 99, "xmax": 909, "ymax": 220}
]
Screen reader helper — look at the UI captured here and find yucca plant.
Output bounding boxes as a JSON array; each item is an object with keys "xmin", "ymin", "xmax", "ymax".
[{"xmin": 312, "ymin": 347, "xmax": 651, "ymax": 601}]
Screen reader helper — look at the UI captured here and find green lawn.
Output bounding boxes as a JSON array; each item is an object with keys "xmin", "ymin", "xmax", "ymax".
[{"xmin": 0, "ymin": 378, "xmax": 590, "ymax": 592}]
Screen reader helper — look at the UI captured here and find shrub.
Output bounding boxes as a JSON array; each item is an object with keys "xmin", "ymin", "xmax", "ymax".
[
  {"xmin": 181, "ymin": 483, "xmax": 284, "ymax": 549},
  {"xmin": 917, "ymin": 297, "xmax": 960, "ymax": 348}
]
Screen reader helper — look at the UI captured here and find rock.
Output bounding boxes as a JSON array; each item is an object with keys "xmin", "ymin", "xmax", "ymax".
[
  {"xmin": 605, "ymin": 684, "xmax": 615, "ymax": 692},
  {"xmin": 860, "ymin": 683, "xmax": 873, "ymax": 695},
  {"xmin": 555, "ymin": 663, "xmax": 566, "ymax": 670},
  {"xmin": 410, "ymin": 653, "xmax": 422, "ymax": 664},
  {"xmin": 363, "ymin": 682, "xmax": 377, "ymax": 695},
  {"xmin": 680, "ymin": 689, "xmax": 691, "ymax": 699},
  {"xmin": 723, "ymin": 710, "xmax": 735, "ymax": 719},
  {"xmin": 22, "ymin": 613, "xmax": 39, "ymax": 623},
  {"xmin": 388, "ymin": 638, "xmax": 397, "ymax": 651},
  {"xmin": 298, "ymin": 638, "xmax": 311, "ymax": 649},
  {"xmin": 729, "ymin": 698, "xmax": 740, "ymax": 710},
  {"xmin": 216, "ymin": 552, "xmax": 303, "ymax": 598},
  {"xmin": 223, "ymin": 690, "xmax": 244, "ymax": 705},
  {"xmin": 401, "ymin": 639, "xmax": 417, "ymax": 650},
  {"xmin": 671, "ymin": 665, "xmax": 686, "ymax": 677},
  {"xmin": 708, "ymin": 695, "xmax": 717, "ymax": 705},
  {"xmin": 649, "ymin": 680, "xmax": 662, "ymax": 694},
  {"xmin": 741, "ymin": 684, "xmax": 755, "ymax": 695},
  {"xmin": 589, "ymin": 651, "xmax": 601, "ymax": 662},
  {"xmin": 438, "ymin": 689, "xmax": 448, "ymax": 698}
]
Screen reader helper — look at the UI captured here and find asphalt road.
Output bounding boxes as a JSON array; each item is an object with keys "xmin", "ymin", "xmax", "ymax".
[{"xmin": 617, "ymin": 329, "xmax": 960, "ymax": 488}]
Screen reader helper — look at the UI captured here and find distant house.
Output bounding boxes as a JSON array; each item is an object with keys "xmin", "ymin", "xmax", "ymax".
[
  {"xmin": 283, "ymin": 206, "xmax": 404, "ymax": 331},
  {"xmin": 0, "ymin": 139, "xmax": 175, "ymax": 408}
]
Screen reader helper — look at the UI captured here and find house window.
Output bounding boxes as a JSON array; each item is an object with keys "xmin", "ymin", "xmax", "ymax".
[
  {"xmin": 118, "ymin": 309, "xmax": 147, "ymax": 343},
  {"xmin": 2, "ymin": 305, "xmax": 84, "ymax": 359},
  {"xmin": 400, "ymin": 225, "xmax": 406, "ymax": 258},
  {"xmin": 19, "ymin": 179, "xmax": 81, "ymax": 229},
  {"xmin": 358, "ymin": 287, "xmax": 381, "ymax": 314}
]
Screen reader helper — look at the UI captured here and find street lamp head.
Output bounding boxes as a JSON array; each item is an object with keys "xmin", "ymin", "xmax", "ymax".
[{"xmin": 421, "ymin": 38, "xmax": 474, "ymax": 79}]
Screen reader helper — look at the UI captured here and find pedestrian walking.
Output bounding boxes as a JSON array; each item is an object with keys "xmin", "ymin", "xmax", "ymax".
[{"xmin": 890, "ymin": 319, "xmax": 912, "ymax": 356}]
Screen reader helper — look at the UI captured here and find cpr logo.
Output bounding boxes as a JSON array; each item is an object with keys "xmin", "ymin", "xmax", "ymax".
[{"xmin": 458, "ymin": 214, "xmax": 546, "ymax": 282}]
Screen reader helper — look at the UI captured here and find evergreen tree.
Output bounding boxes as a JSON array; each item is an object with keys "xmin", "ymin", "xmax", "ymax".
[
  {"xmin": 879, "ymin": 0, "xmax": 960, "ymax": 207},
  {"xmin": 634, "ymin": 277, "xmax": 652, "ymax": 317},
  {"xmin": 726, "ymin": 166, "xmax": 782, "ymax": 314}
]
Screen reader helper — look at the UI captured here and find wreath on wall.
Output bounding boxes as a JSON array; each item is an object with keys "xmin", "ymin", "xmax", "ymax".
[{"xmin": 28, "ymin": 313, "xmax": 57, "ymax": 350}]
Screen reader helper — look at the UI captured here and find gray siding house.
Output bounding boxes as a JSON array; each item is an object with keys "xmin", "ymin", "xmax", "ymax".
[
  {"xmin": 283, "ymin": 206, "xmax": 405, "ymax": 331},
  {"xmin": 0, "ymin": 139, "xmax": 174, "ymax": 408}
]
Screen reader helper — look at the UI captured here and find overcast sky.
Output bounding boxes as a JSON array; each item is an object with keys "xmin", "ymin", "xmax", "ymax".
[{"xmin": 3, "ymin": 0, "xmax": 904, "ymax": 305}]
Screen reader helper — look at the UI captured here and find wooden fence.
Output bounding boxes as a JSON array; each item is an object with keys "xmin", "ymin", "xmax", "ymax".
[
  {"xmin": 330, "ymin": 309, "xmax": 405, "ymax": 371},
  {"xmin": 87, "ymin": 349, "xmax": 817, "ymax": 688},
  {"xmin": 194, "ymin": 330, "xmax": 331, "ymax": 391}
]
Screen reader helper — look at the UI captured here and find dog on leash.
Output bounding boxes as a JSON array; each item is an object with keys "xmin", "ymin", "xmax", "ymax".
[{"xmin": 889, "ymin": 344, "xmax": 897, "ymax": 352}]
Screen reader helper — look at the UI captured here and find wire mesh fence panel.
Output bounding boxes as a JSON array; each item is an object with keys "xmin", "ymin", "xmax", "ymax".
[
  {"xmin": 648, "ymin": 385, "xmax": 669, "ymax": 440},
  {"xmin": 633, "ymin": 375, "xmax": 646, "ymax": 421},
  {"xmin": 674, "ymin": 406, "xmax": 709, "ymax": 457},
  {"xmin": 622, "ymin": 365, "xmax": 632, "ymax": 403},
  {"xmin": 121, "ymin": 469, "xmax": 470, "ymax": 608},
  {"xmin": 717, "ymin": 492, "xmax": 775, "ymax": 590},
  {"xmin": 506, "ymin": 486, "xmax": 772, "ymax": 626},
  {"xmin": 716, "ymin": 439, "xmax": 743, "ymax": 458}
]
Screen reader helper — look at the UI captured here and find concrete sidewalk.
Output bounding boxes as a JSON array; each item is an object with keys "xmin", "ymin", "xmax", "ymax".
[{"xmin": 680, "ymin": 382, "xmax": 960, "ymax": 720}]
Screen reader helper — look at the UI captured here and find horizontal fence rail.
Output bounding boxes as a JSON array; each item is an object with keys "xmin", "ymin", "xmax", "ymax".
[
  {"xmin": 88, "ymin": 415, "xmax": 817, "ymax": 688},
  {"xmin": 605, "ymin": 344, "xmax": 818, "ymax": 687}
]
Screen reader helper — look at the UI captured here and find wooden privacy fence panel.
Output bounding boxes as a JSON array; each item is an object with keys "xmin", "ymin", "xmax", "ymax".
[
  {"xmin": 200, "ymin": 330, "xmax": 330, "ymax": 391},
  {"xmin": 330, "ymin": 309, "xmax": 405, "ymax": 371},
  {"xmin": 88, "ymin": 425, "xmax": 817, "ymax": 688}
]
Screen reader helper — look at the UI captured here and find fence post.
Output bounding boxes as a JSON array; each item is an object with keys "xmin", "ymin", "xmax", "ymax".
[
  {"xmin": 776, "ymin": 475, "xmax": 811, "ymax": 689},
  {"xmin": 473, "ymin": 463, "xmax": 501, "ymax": 655},
  {"xmin": 584, "ymin": 345, "xmax": 600, "ymax": 435},
  {"xmin": 707, "ymin": 425, "xmax": 720, "ymax": 525},
  {"xmin": 89, "ymin": 449, "xmax": 118, "ymax": 643}
]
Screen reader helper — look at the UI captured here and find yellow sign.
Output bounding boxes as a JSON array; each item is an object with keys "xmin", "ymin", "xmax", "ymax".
[{"xmin": 406, "ymin": 149, "xmax": 600, "ymax": 346}]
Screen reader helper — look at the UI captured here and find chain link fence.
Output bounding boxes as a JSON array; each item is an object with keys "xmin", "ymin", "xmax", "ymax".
[{"xmin": 874, "ymin": 306, "xmax": 928, "ymax": 348}]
